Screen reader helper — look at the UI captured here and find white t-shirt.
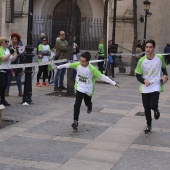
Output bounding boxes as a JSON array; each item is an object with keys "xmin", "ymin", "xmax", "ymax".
[
  {"xmin": 58, "ymin": 62, "xmax": 116, "ymax": 96},
  {"xmin": 42, "ymin": 45, "xmax": 49, "ymax": 62},
  {"xmin": 135, "ymin": 54, "xmax": 166, "ymax": 93}
]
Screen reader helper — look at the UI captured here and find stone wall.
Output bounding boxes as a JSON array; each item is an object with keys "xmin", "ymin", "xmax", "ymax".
[{"xmin": 109, "ymin": 0, "xmax": 134, "ymax": 64}]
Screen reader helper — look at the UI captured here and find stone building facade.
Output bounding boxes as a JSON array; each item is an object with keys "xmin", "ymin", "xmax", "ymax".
[{"xmin": 0, "ymin": 0, "xmax": 169, "ymax": 56}]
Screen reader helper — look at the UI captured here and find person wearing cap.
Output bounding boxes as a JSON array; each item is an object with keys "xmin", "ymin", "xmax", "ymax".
[
  {"xmin": 0, "ymin": 37, "xmax": 18, "ymax": 106},
  {"xmin": 5, "ymin": 33, "xmax": 25, "ymax": 97}
]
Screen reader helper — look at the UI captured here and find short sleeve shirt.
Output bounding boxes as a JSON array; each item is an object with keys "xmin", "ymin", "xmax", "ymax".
[{"xmin": 135, "ymin": 54, "xmax": 166, "ymax": 93}]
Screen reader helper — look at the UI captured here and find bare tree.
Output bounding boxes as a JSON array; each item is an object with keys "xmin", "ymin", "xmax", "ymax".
[
  {"xmin": 66, "ymin": 0, "xmax": 77, "ymax": 95},
  {"xmin": 103, "ymin": 0, "xmax": 111, "ymax": 76},
  {"xmin": 130, "ymin": 0, "xmax": 137, "ymax": 76}
]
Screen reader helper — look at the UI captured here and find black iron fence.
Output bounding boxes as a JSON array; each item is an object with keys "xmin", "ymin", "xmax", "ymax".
[{"xmin": 32, "ymin": 15, "xmax": 103, "ymax": 51}]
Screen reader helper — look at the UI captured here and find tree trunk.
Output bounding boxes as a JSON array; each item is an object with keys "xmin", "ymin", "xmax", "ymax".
[
  {"xmin": 66, "ymin": 0, "xmax": 77, "ymax": 95},
  {"xmin": 130, "ymin": 0, "xmax": 137, "ymax": 76},
  {"xmin": 103, "ymin": 0, "xmax": 111, "ymax": 76}
]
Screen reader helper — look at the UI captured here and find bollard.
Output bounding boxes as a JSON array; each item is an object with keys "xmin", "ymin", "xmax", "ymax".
[
  {"xmin": 22, "ymin": 45, "xmax": 34, "ymax": 104},
  {"xmin": 0, "ymin": 105, "xmax": 5, "ymax": 128}
]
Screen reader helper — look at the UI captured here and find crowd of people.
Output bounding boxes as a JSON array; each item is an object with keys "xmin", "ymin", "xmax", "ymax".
[{"xmin": 0, "ymin": 32, "xmax": 168, "ymax": 133}]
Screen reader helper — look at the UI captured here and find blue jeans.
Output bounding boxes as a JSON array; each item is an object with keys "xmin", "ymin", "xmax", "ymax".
[
  {"xmin": 54, "ymin": 62, "xmax": 66, "ymax": 87},
  {"xmin": 6, "ymin": 70, "xmax": 22, "ymax": 93}
]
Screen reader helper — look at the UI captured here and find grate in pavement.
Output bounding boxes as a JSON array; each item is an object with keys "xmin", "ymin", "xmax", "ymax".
[{"xmin": 135, "ymin": 112, "xmax": 145, "ymax": 116}]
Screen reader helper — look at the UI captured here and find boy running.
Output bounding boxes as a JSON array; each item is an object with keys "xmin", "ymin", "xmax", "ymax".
[
  {"xmin": 135, "ymin": 39, "xmax": 168, "ymax": 134},
  {"xmin": 56, "ymin": 52, "xmax": 120, "ymax": 130}
]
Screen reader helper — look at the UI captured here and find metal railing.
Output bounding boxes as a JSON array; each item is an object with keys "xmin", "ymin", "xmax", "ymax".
[{"xmin": 32, "ymin": 15, "xmax": 103, "ymax": 51}]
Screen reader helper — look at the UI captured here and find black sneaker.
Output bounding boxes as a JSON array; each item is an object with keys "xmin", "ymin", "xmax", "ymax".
[
  {"xmin": 154, "ymin": 108, "xmax": 160, "ymax": 120},
  {"xmin": 1, "ymin": 100, "xmax": 10, "ymax": 106},
  {"xmin": 87, "ymin": 103, "xmax": 92, "ymax": 114},
  {"xmin": 144, "ymin": 126, "xmax": 152, "ymax": 134},
  {"xmin": 59, "ymin": 86, "xmax": 67, "ymax": 90},
  {"xmin": 71, "ymin": 120, "xmax": 78, "ymax": 130},
  {"xmin": 54, "ymin": 87, "xmax": 62, "ymax": 91}
]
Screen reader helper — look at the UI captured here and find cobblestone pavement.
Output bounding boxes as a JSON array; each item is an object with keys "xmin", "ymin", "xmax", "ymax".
[{"xmin": 0, "ymin": 65, "xmax": 170, "ymax": 170}]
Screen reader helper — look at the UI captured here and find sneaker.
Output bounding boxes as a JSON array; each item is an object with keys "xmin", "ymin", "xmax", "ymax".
[
  {"xmin": 36, "ymin": 82, "xmax": 42, "ymax": 87},
  {"xmin": 1, "ymin": 100, "xmax": 10, "ymax": 106},
  {"xmin": 18, "ymin": 92, "xmax": 23, "ymax": 97},
  {"xmin": 59, "ymin": 86, "xmax": 67, "ymax": 90},
  {"xmin": 42, "ymin": 82, "xmax": 49, "ymax": 86},
  {"xmin": 143, "ymin": 126, "xmax": 152, "ymax": 134},
  {"xmin": 54, "ymin": 86, "xmax": 62, "ymax": 91},
  {"xmin": 154, "ymin": 108, "xmax": 160, "ymax": 120},
  {"xmin": 87, "ymin": 103, "xmax": 93, "ymax": 114},
  {"xmin": 71, "ymin": 120, "xmax": 78, "ymax": 130},
  {"xmin": 50, "ymin": 82, "xmax": 55, "ymax": 86},
  {"xmin": 5, "ymin": 92, "xmax": 9, "ymax": 97}
]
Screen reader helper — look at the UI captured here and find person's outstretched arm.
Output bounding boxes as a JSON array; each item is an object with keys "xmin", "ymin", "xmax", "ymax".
[
  {"xmin": 57, "ymin": 63, "xmax": 70, "ymax": 69},
  {"xmin": 100, "ymin": 74, "xmax": 120, "ymax": 88},
  {"xmin": 56, "ymin": 62, "xmax": 80, "ymax": 70}
]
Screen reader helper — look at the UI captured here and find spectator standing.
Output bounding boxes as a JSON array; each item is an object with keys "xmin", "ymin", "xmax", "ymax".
[
  {"xmin": 37, "ymin": 33, "xmax": 46, "ymax": 55},
  {"xmin": 95, "ymin": 38, "xmax": 105, "ymax": 73},
  {"xmin": 164, "ymin": 44, "xmax": 170, "ymax": 65},
  {"xmin": 137, "ymin": 40, "xmax": 143, "ymax": 51},
  {"xmin": 48, "ymin": 45, "xmax": 55, "ymax": 85},
  {"xmin": 135, "ymin": 39, "xmax": 168, "ymax": 134},
  {"xmin": 0, "ymin": 37, "xmax": 18, "ymax": 106},
  {"xmin": 5, "ymin": 33, "xmax": 25, "ymax": 97},
  {"xmin": 136, "ymin": 44, "xmax": 142, "ymax": 66},
  {"xmin": 54, "ymin": 31, "xmax": 68, "ymax": 91},
  {"xmin": 73, "ymin": 36, "xmax": 79, "ymax": 81},
  {"xmin": 108, "ymin": 51, "xmax": 115, "ymax": 78},
  {"xmin": 36, "ymin": 37, "xmax": 50, "ymax": 87},
  {"xmin": 108, "ymin": 40, "xmax": 112, "ymax": 53}
]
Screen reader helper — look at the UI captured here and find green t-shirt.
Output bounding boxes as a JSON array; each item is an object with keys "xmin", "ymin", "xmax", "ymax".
[{"xmin": 38, "ymin": 44, "xmax": 50, "ymax": 62}]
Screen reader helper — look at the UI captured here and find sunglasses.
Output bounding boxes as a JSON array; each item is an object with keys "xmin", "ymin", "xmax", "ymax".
[
  {"xmin": 5, "ymin": 40, "xmax": 9, "ymax": 43},
  {"xmin": 42, "ymin": 40, "xmax": 47, "ymax": 41}
]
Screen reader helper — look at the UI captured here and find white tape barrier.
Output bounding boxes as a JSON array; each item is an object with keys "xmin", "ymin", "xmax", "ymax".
[
  {"xmin": 0, "ymin": 59, "xmax": 105, "ymax": 70},
  {"xmin": 0, "ymin": 59, "xmax": 67, "ymax": 70},
  {"xmin": 111, "ymin": 52, "xmax": 145, "ymax": 56},
  {"xmin": 0, "ymin": 52, "xmax": 169, "ymax": 70},
  {"xmin": 111, "ymin": 52, "xmax": 170, "ymax": 56}
]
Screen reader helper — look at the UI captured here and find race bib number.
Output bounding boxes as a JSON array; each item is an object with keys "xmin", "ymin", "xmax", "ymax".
[{"xmin": 77, "ymin": 75, "xmax": 89, "ymax": 84}]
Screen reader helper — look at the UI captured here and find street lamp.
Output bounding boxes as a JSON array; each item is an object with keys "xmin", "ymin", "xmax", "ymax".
[
  {"xmin": 22, "ymin": 0, "xmax": 34, "ymax": 104},
  {"xmin": 143, "ymin": 0, "xmax": 151, "ymax": 51}
]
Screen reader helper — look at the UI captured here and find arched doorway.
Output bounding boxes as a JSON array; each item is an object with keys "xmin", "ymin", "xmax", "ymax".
[{"xmin": 52, "ymin": 0, "xmax": 81, "ymax": 45}]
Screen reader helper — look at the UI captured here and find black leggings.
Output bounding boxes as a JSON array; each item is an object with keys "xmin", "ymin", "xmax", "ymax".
[
  {"xmin": 48, "ymin": 70, "xmax": 55, "ymax": 82},
  {"xmin": 98, "ymin": 56, "xmax": 104, "ymax": 73},
  {"xmin": 0, "ymin": 72, "xmax": 7, "ymax": 103},
  {"xmin": 74, "ymin": 91, "xmax": 92, "ymax": 121},
  {"xmin": 37, "ymin": 65, "xmax": 48, "ymax": 82},
  {"xmin": 142, "ymin": 92, "xmax": 160, "ymax": 126}
]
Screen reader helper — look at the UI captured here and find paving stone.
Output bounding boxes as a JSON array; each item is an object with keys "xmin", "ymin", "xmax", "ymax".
[
  {"xmin": 111, "ymin": 148, "xmax": 170, "ymax": 170},
  {"xmin": 96, "ymin": 94, "xmax": 142, "ymax": 103},
  {"xmin": 93, "ymin": 100, "xmax": 138, "ymax": 110},
  {"xmin": 57, "ymin": 110, "xmax": 123, "ymax": 124},
  {"xmin": 0, "ymin": 136, "xmax": 85, "ymax": 164},
  {"xmin": 133, "ymin": 131, "xmax": 170, "ymax": 148},
  {"xmin": 2, "ymin": 165, "xmax": 40, "ymax": 170},
  {"xmin": 26, "ymin": 120, "xmax": 110, "ymax": 140},
  {"xmin": 57, "ymin": 158, "xmax": 113, "ymax": 170}
]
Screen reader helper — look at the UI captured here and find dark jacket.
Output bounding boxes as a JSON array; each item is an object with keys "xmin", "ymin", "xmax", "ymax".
[{"xmin": 55, "ymin": 39, "xmax": 69, "ymax": 60}]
